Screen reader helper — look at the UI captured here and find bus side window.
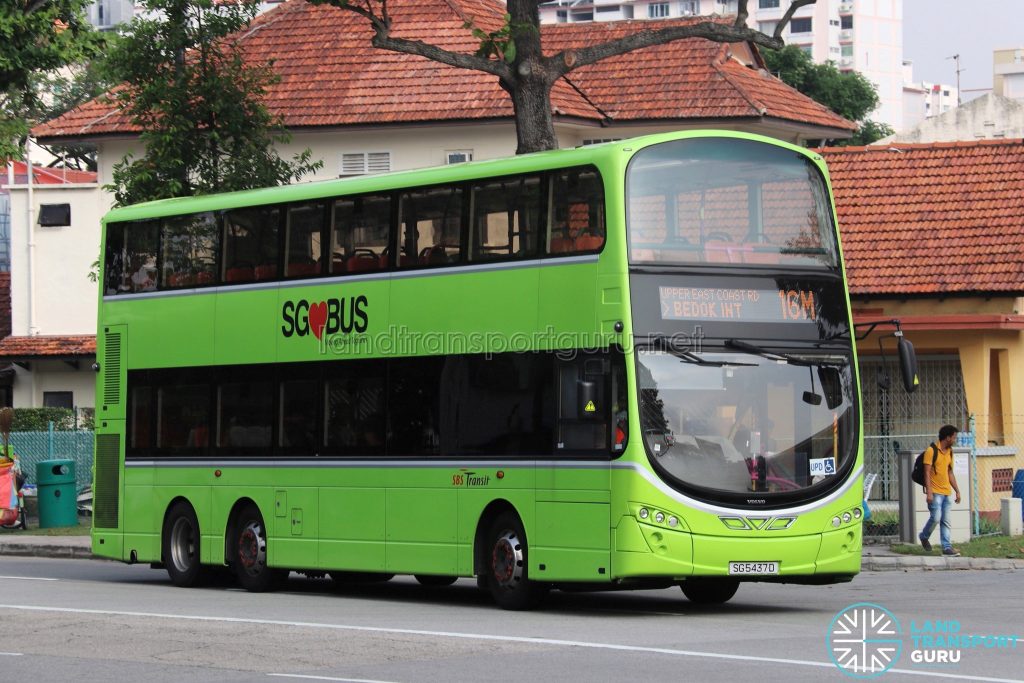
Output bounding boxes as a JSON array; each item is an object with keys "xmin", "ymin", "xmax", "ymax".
[
  {"xmin": 156, "ymin": 376, "xmax": 211, "ymax": 451},
  {"xmin": 323, "ymin": 360, "xmax": 386, "ymax": 455},
  {"xmin": 548, "ymin": 168, "xmax": 605, "ymax": 255},
  {"xmin": 398, "ymin": 186, "xmax": 463, "ymax": 268},
  {"xmin": 161, "ymin": 212, "xmax": 218, "ymax": 289},
  {"xmin": 468, "ymin": 175, "xmax": 541, "ymax": 262},
  {"xmin": 108, "ymin": 219, "xmax": 158, "ymax": 294},
  {"xmin": 331, "ymin": 195, "xmax": 391, "ymax": 274},
  {"xmin": 223, "ymin": 205, "xmax": 280, "ymax": 284},
  {"xmin": 285, "ymin": 203, "xmax": 325, "ymax": 278}
]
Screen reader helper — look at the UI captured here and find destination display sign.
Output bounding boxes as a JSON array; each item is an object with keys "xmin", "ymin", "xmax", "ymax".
[{"xmin": 659, "ymin": 286, "xmax": 819, "ymax": 323}]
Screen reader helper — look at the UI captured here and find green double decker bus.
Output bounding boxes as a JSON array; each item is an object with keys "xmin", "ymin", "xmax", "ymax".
[{"xmin": 93, "ymin": 130, "xmax": 871, "ymax": 609}]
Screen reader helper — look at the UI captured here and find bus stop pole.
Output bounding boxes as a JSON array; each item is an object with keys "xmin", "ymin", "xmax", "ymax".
[{"xmin": 898, "ymin": 450, "xmax": 916, "ymax": 544}]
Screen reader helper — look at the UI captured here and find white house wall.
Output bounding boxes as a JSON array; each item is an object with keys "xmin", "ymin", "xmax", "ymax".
[
  {"xmin": 7, "ymin": 184, "xmax": 103, "ymax": 337},
  {"xmin": 11, "ymin": 361, "xmax": 96, "ymax": 411}
]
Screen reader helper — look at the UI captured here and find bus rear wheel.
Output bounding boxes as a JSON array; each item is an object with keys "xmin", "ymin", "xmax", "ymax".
[
  {"xmin": 483, "ymin": 512, "xmax": 546, "ymax": 610},
  {"xmin": 163, "ymin": 501, "xmax": 207, "ymax": 587},
  {"xmin": 232, "ymin": 504, "xmax": 286, "ymax": 592},
  {"xmin": 414, "ymin": 575, "xmax": 458, "ymax": 587},
  {"xmin": 681, "ymin": 578, "xmax": 740, "ymax": 605}
]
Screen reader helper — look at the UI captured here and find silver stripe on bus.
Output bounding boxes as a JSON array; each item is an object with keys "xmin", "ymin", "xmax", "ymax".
[
  {"xmin": 123, "ymin": 457, "xmax": 862, "ymax": 516},
  {"xmin": 101, "ymin": 255, "xmax": 600, "ymax": 302},
  {"xmin": 124, "ymin": 458, "xmax": 612, "ymax": 470}
]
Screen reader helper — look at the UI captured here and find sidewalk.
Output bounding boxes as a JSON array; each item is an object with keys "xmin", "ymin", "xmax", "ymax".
[{"xmin": 1, "ymin": 532, "xmax": 1022, "ymax": 570}]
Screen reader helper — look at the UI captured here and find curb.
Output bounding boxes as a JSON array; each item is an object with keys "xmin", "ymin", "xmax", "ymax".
[
  {"xmin": 0, "ymin": 542, "xmax": 93, "ymax": 560},
  {"xmin": 863, "ymin": 556, "xmax": 1024, "ymax": 571}
]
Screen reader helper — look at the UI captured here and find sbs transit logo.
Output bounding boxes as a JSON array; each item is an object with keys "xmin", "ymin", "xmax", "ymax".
[
  {"xmin": 827, "ymin": 602, "xmax": 903, "ymax": 678},
  {"xmin": 281, "ymin": 294, "xmax": 368, "ymax": 341}
]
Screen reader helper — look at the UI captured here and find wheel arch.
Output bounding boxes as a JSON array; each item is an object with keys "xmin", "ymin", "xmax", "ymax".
[
  {"xmin": 223, "ymin": 496, "xmax": 262, "ymax": 565},
  {"xmin": 161, "ymin": 496, "xmax": 199, "ymax": 562},
  {"xmin": 472, "ymin": 498, "xmax": 524, "ymax": 576}
]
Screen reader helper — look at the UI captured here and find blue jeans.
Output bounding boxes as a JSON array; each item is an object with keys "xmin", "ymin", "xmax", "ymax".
[{"xmin": 920, "ymin": 493, "xmax": 953, "ymax": 550}]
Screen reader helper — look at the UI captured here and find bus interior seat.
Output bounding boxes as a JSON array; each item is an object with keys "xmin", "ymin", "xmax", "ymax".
[
  {"xmin": 254, "ymin": 264, "xmax": 278, "ymax": 281},
  {"xmin": 288, "ymin": 261, "xmax": 320, "ymax": 277},
  {"xmin": 347, "ymin": 251, "xmax": 379, "ymax": 272},
  {"xmin": 195, "ymin": 271, "xmax": 215, "ymax": 285},
  {"xmin": 225, "ymin": 266, "xmax": 254, "ymax": 282},
  {"xmin": 549, "ymin": 237, "xmax": 575, "ymax": 253},
  {"xmin": 574, "ymin": 234, "xmax": 604, "ymax": 251}
]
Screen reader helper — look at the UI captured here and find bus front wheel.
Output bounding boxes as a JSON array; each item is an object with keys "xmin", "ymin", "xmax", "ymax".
[
  {"xmin": 162, "ymin": 501, "xmax": 207, "ymax": 587},
  {"xmin": 680, "ymin": 578, "xmax": 740, "ymax": 604},
  {"xmin": 232, "ymin": 504, "xmax": 286, "ymax": 592},
  {"xmin": 482, "ymin": 512, "xmax": 546, "ymax": 610}
]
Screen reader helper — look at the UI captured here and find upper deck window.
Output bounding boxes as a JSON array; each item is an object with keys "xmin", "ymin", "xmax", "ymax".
[
  {"xmin": 549, "ymin": 168, "xmax": 605, "ymax": 253},
  {"xmin": 285, "ymin": 203, "xmax": 325, "ymax": 278},
  {"xmin": 627, "ymin": 138, "xmax": 838, "ymax": 269},
  {"xmin": 223, "ymin": 205, "xmax": 280, "ymax": 283},
  {"xmin": 469, "ymin": 174, "xmax": 542, "ymax": 262},
  {"xmin": 398, "ymin": 185, "xmax": 463, "ymax": 268},
  {"xmin": 105, "ymin": 219, "xmax": 159, "ymax": 294},
  {"xmin": 161, "ymin": 212, "xmax": 218, "ymax": 288}
]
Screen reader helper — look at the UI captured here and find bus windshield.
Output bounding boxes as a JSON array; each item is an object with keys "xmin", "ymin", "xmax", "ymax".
[
  {"xmin": 626, "ymin": 137, "xmax": 838, "ymax": 268},
  {"xmin": 637, "ymin": 348, "xmax": 856, "ymax": 501}
]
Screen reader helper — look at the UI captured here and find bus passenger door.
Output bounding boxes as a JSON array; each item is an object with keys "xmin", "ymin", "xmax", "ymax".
[{"xmin": 533, "ymin": 354, "xmax": 611, "ymax": 582}]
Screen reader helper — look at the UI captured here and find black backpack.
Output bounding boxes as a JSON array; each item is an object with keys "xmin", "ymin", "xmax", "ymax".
[{"xmin": 911, "ymin": 442, "xmax": 944, "ymax": 486}]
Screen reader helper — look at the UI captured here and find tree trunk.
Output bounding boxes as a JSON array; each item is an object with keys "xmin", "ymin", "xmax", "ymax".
[
  {"xmin": 505, "ymin": 76, "xmax": 558, "ymax": 154},
  {"xmin": 506, "ymin": 0, "xmax": 558, "ymax": 154}
]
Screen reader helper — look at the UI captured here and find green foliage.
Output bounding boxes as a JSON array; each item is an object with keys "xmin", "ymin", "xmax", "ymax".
[
  {"xmin": 105, "ymin": 0, "xmax": 323, "ymax": 206},
  {"xmin": 463, "ymin": 14, "xmax": 535, "ymax": 65},
  {"xmin": 0, "ymin": 0, "xmax": 102, "ymax": 160},
  {"xmin": 844, "ymin": 119, "xmax": 895, "ymax": 146},
  {"xmin": 11, "ymin": 408, "xmax": 80, "ymax": 432},
  {"xmin": 762, "ymin": 45, "xmax": 881, "ymax": 125}
]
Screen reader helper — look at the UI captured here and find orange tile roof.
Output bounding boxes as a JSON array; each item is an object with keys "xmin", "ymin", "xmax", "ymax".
[
  {"xmin": 823, "ymin": 139, "xmax": 1024, "ymax": 296},
  {"xmin": 33, "ymin": 0, "xmax": 853, "ymax": 141},
  {"xmin": 0, "ymin": 335, "xmax": 97, "ymax": 359}
]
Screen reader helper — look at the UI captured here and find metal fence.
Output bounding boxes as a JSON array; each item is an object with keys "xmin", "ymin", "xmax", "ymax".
[
  {"xmin": 9, "ymin": 429, "xmax": 94, "ymax": 491},
  {"xmin": 862, "ymin": 417, "xmax": 1024, "ymax": 538}
]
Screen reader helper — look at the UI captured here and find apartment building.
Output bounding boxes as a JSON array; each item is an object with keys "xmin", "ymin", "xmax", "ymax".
[
  {"xmin": 994, "ymin": 47, "xmax": 1024, "ymax": 100},
  {"xmin": 541, "ymin": 0, "xmax": 905, "ymax": 130}
]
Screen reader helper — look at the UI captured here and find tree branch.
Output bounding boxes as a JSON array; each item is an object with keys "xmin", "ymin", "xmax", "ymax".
[
  {"xmin": 546, "ymin": 20, "xmax": 787, "ymax": 80},
  {"xmin": 774, "ymin": 0, "xmax": 816, "ymax": 41},
  {"xmin": 734, "ymin": 0, "xmax": 748, "ymax": 28},
  {"xmin": 311, "ymin": 0, "xmax": 511, "ymax": 80}
]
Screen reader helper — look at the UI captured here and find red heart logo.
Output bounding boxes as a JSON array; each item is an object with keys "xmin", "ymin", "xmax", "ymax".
[{"xmin": 309, "ymin": 301, "xmax": 327, "ymax": 340}]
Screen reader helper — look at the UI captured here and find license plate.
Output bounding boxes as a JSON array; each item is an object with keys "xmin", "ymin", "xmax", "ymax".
[{"xmin": 728, "ymin": 561, "xmax": 779, "ymax": 575}]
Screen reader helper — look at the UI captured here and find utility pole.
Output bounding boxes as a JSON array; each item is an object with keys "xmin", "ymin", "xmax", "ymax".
[{"xmin": 946, "ymin": 53, "xmax": 963, "ymax": 106}]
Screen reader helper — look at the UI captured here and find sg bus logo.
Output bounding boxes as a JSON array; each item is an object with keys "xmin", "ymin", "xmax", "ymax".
[{"xmin": 281, "ymin": 295, "xmax": 369, "ymax": 340}]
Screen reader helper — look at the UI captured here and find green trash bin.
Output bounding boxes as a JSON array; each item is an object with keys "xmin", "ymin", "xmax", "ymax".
[{"xmin": 36, "ymin": 459, "xmax": 77, "ymax": 528}]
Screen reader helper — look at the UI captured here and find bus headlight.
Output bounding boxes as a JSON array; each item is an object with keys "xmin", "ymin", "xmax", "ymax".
[
  {"xmin": 639, "ymin": 508, "xmax": 649, "ymax": 519},
  {"xmin": 842, "ymin": 512, "xmax": 852, "ymax": 524},
  {"xmin": 832, "ymin": 516, "xmax": 841, "ymax": 527},
  {"xmin": 654, "ymin": 511, "xmax": 665, "ymax": 524},
  {"xmin": 668, "ymin": 516, "xmax": 678, "ymax": 527},
  {"xmin": 852, "ymin": 507, "xmax": 862, "ymax": 519}
]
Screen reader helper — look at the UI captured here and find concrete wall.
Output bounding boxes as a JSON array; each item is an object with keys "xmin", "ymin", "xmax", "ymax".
[
  {"xmin": 11, "ymin": 361, "xmax": 95, "ymax": 410},
  {"xmin": 6, "ymin": 183, "xmax": 103, "ymax": 337},
  {"xmin": 853, "ymin": 296, "xmax": 1024, "ymax": 444},
  {"xmin": 889, "ymin": 93, "xmax": 1024, "ymax": 142}
]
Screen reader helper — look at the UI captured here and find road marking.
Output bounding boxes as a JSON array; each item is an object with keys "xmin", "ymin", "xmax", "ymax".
[
  {"xmin": 0, "ymin": 604, "xmax": 1018, "ymax": 683},
  {"xmin": 0, "ymin": 576, "xmax": 58, "ymax": 581},
  {"xmin": 268, "ymin": 675, "xmax": 399, "ymax": 683},
  {"xmin": 0, "ymin": 653, "xmax": 23, "ymax": 656}
]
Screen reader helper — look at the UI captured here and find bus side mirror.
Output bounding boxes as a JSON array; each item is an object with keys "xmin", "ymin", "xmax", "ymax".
[
  {"xmin": 578, "ymin": 380, "xmax": 599, "ymax": 418},
  {"xmin": 898, "ymin": 336, "xmax": 919, "ymax": 394}
]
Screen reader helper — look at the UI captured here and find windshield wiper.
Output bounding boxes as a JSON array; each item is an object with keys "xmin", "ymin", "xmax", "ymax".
[
  {"xmin": 645, "ymin": 335, "xmax": 755, "ymax": 367},
  {"xmin": 725, "ymin": 338, "xmax": 845, "ymax": 368}
]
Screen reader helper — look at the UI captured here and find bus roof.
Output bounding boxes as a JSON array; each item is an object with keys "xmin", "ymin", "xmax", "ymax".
[{"xmin": 103, "ymin": 130, "xmax": 820, "ymax": 224}]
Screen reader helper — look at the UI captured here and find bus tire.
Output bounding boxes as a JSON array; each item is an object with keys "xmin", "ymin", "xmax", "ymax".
[
  {"xmin": 232, "ymin": 503, "xmax": 286, "ymax": 592},
  {"xmin": 414, "ymin": 575, "xmax": 458, "ymax": 587},
  {"xmin": 483, "ymin": 512, "xmax": 546, "ymax": 610},
  {"xmin": 162, "ymin": 501, "xmax": 207, "ymax": 587},
  {"xmin": 680, "ymin": 578, "xmax": 740, "ymax": 605}
]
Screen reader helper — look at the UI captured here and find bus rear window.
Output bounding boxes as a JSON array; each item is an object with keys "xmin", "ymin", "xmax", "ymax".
[{"xmin": 627, "ymin": 138, "xmax": 838, "ymax": 268}]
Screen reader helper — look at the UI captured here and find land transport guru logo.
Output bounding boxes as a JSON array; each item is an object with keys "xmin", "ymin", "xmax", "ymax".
[
  {"xmin": 281, "ymin": 294, "xmax": 368, "ymax": 341},
  {"xmin": 826, "ymin": 602, "xmax": 1019, "ymax": 678}
]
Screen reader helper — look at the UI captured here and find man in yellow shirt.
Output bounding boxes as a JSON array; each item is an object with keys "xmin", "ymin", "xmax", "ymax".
[{"xmin": 918, "ymin": 425, "xmax": 962, "ymax": 556}]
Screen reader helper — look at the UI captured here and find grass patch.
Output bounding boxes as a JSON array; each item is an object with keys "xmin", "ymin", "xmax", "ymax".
[{"xmin": 892, "ymin": 535, "xmax": 1024, "ymax": 559}]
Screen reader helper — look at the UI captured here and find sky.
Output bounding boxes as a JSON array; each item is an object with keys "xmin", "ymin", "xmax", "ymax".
[{"xmin": 904, "ymin": 0, "xmax": 1024, "ymax": 97}]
